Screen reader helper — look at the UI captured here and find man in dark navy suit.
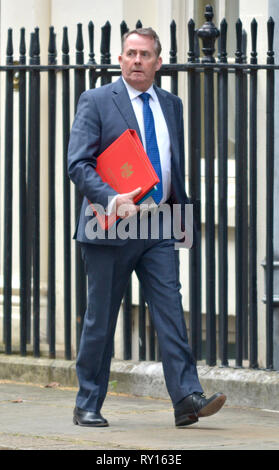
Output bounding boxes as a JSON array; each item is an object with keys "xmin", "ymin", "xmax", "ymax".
[{"xmin": 68, "ymin": 27, "xmax": 226, "ymax": 427}]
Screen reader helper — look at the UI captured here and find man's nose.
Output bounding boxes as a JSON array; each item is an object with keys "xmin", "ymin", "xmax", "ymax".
[{"xmin": 134, "ymin": 53, "xmax": 142, "ymax": 63}]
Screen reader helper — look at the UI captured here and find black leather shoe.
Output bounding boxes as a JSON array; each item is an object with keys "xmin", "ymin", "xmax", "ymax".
[
  {"xmin": 73, "ymin": 407, "xmax": 109, "ymax": 427},
  {"xmin": 174, "ymin": 392, "xmax": 226, "ymax": 427}
]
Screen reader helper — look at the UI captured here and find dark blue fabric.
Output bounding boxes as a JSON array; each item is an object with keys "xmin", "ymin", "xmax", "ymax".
[
  {"xmin": 75, "ymin": 220, "xmax": 203, "ymax": 413},
  {"xmin": 139, "ymin": 92, "xmax": 163, "ymax": 204},
  {"xmin": 68, "ymin": 77, "xmax": 203, "ymax": 415}
]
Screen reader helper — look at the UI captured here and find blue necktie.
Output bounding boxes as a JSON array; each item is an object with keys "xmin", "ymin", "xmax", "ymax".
[{"xmin": 139, "ymin": 92, "xmax": 163, "ymax": 204}]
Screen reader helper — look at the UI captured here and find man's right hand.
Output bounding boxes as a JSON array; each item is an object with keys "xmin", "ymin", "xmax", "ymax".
[{"xmin": 115, "ymin": 187, "xmax": 142, "ymax": 219}]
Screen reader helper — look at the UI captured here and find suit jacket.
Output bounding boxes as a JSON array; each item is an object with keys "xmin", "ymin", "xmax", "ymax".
[{"xmin": 68, "ymin": 77, "xmax": 190, "ymax": 245}]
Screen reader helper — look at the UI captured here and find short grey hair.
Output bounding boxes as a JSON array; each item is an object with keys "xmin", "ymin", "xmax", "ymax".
[{"xmin": 121, "ymin": 27, "xmax": 162, "ymax": 57}]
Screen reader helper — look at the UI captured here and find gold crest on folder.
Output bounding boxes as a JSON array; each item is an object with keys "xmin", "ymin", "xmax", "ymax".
[{"xmin": 121, "ymin": 162, "xmax": 134, "ymax": 179}]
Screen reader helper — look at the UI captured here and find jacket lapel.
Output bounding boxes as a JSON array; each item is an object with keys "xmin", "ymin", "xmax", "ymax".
[{"xmin": 111, "ymin": 78, "xmax": 143, "ymax": 143}]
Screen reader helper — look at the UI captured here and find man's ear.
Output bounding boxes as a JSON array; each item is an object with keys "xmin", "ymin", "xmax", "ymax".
[{"xmin": 156, "ymin": 56, "xmax": 163, "ymax": 71}]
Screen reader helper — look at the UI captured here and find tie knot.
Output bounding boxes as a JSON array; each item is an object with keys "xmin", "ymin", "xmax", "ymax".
[{"xmin": 139, "ymin": 92, "xmax": 150, "ymax": 104}]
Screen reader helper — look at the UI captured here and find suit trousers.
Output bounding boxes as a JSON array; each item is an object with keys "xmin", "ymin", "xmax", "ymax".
[{"xmin": 75, "ymin": 214, "xmax": 203, "ymax": 413}]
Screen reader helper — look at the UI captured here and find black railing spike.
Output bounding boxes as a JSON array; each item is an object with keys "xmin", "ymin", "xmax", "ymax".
[
  {"xmin": 34, "ymin": 27, "xmax": 40, "ymax": 57},
  {"xmin": 19, "ymin": 28, "xmax": 26, "ymax": 59},
  {"xmin": 242, "ymin": 29, "xmax": 247, "ymax": 63},
  {"xmin": 100, "ymin": 21, "xmax": 111, "ymax": 62},
  {"xmin": 218, "ymin": 18, "xmax": 227, "ymax": 63},
  {"xmin": 170, "ymin": 20, "xmax": 177, "ymax": 63},
  {"xmin": 235, "ymin": 19, "xmax": 242, "ymax": 64},
  {"xmin": 120, "ymin": 20, "xmax": 129, "ymax": 38},
  {"xmin": 251, "ymin": 18, "xmax": 258, "ymax": 64},
  {"xmin": 88, "ymin": 21, "xmax": 94, "ymax": 49},
  {"xmin": 6, "ymin": 28, "xmax": 13, "ymax": 62},
  {"xmin": 62, "ymin": 26, "xmax": 69, "ymax": 56},
  {"xmin": 76, "ymin": 23, "xmax": 84, "ymax": 64},
  {"xmin": 187, "ymin": 19, "xmax": 195, "ymax": 63},
  {"xmin": 76, "ymin": 23, "xmax": 84, "ymax": 53},
  {"xmin": 48, "ymin": 26, "xmax": 57, "ymax": 64},
  {"xmin": 19, "ymin": 27, "xmax": 26, "ymax": 56},
  {"xmin": 100, "ymin": 22, "xmax": 107, "ymax": 54},
  {"xmin": 29, "ymin": 31, "xmax": 35, "ymax": 59},
  {"xmin": 267, "ymin": 17, "xmax": 275, "ymax": 64},
  {"xmin": 136, "ymin": 20, "xmax": 142, "ymax": 29},
  {"xmin": 88, "ymin": 21, "xmax": 96, "ymax": 64}
]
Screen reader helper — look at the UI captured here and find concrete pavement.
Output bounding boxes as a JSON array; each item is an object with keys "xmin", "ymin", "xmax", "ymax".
[{"xmin": 1, "ymin": 379, "xmax": 279, "ymax": 450}]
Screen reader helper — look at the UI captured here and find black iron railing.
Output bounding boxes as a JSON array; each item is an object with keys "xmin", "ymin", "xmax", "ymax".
[{"xmin": 0, "ymin": 5, "xmax": 276, "ymax": 370}]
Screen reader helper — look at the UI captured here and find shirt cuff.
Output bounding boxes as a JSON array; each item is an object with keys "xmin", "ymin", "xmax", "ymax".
[{"xmin": 106, "ymin": 194, "xmax": 118, "ymax": 215}]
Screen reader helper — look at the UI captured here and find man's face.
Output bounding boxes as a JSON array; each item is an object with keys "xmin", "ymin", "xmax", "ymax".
[{"xmin": 119, "ymin": 33, "xmax": 162, "ymax": 92}]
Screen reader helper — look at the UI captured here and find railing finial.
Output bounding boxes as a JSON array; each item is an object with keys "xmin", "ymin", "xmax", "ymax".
[
  {"xmin": 62, "ymin": 27, "xmax": 69, "ymax": 56},
  {"xmin": 6, "ymin": 28, "xmax": 13, "ymax": 64},
  {"xmin": 88, "ymin": 21, "xmax": 96, "ymax": 64},
  {"xmin": 100, "ymin": 21, "xmax": 111, "ymax": 64},
  {"xmin": 267, "ymin": 17, "xmax": 275, "ymax": 65},
  {"xmin": 250, "ymin": 18, "xmax": 258, "ymax": 65},
  {"xmin": 170, "ymin": 20, "xmax": 177, "ymax": 64},
  {"xmin": 218, "ymin": 18, "xmax": 227, "ymax": 63},
  {"xmin": 187, "ymin": 19, "xmax": 195, "ymax": 63},
  {"xmin": 62, "ymin": 27, "xmax": 69, "ymax": 66},
  {"xmin": 235, "ymin": 19, "xmax": 243, "ymax": 64},
  {"xmin": 48, "ymin": 26, "xmax": 57, "ymax": 65},
  {"xmin": 76, "ymin": 23, "xmax": 84, "ymax": 65},
  {"xmin": 19, "ymin": 28, "xmax": 26, "ymax": 60},
  {"xmin": 197, "ymin": 4, "xmax": 219, "ymax": 63}
]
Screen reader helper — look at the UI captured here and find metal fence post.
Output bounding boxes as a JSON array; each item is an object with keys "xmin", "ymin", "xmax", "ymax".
[
  {"xmin": 74, "ymin": 23, "xmax": 87, "ymax": 353},
  {"xmin": 3, "ymin": 28, "xmax": 14, "ymax": 354},
  {"xmin": 269, "ymin": 1, "xmax": 279, "ymax": 371},
  {"xmin": 188, "ymin": 18, "xmax": 202, "ymax": 361},
  {"xmin": 249, "ymin": 18, "xmax": 259, "ymax": 369},
  {"xmin": 31, "ymin": 28, "xmax": 41, "ymax": 358},
  {"xmin": 19, "ymin": 27, "xmax": 28, "ymax": 357},
  {"xmin": 62, "ymin": 27, "xmax": 72, "ymax": 360},
  {"xmin": 48, "ymin": 26, "xmax": 57, "ymax": 358},
  {"xmin": 265, "ymin": 17, "xmax": 275, "ymax": 370},
  {"xmin": 198, "ymin": 4, "xmax": 219, "ymax": 366},
  {"xmin": 217, "ymin": 18, "xmax": 229, "ymax": 367}
]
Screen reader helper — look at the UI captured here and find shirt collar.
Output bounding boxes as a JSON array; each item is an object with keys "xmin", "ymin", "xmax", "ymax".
[{"xmin": 122, "ymin": 77, "xmax": 156, "ymax": 102}]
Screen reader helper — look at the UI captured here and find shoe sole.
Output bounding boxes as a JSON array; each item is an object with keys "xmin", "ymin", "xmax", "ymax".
[
  {"xmin": 73, "ymin": 417, "xmax": 109, "ymax": 427},
  {"xmin": 175, "ymin": 414, "xmax": 199, "ymax": 427},
  {"xmin": 175, "ymin": 394, "xmax": 227, "ymax": 427},
  {"xmin": 198, "ymin": 394, "xmax": 227, "ymax": 418}
]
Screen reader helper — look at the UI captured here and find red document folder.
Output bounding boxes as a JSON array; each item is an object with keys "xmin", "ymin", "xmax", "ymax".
[{"xmin": 90, "ymin": 129, "xmax": 160, "ymax": 230}]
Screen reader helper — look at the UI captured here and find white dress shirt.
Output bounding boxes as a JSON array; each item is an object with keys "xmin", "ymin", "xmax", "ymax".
[
  {"xmin": 122, "ymin": 78, "xmax": 171, "ymax": 205},
  {"xmin": 107, "ymin": 78, "xmax": 172, "ymax": 214}
]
